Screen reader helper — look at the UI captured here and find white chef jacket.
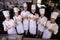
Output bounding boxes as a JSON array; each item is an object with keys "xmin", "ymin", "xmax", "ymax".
[
  {"xmin": 21, "ymin": 11, "xmax": 30, "ymax": 31},
  {"xmin": 29, "ymin": 13, "xmax": 39, "ymax": 35},
  {"xmin": 42, "ymin": 21, "xmax": 59, "ymax": 39},
  {"xmin": 37, "ymin": 16, "xmax": 47, "ymax": 32},
  {"xmin": 2, "ymin": 19, "xmax": 17, "ymax": 34},
  {"xmin": 13, "ymin": 15, "xmax": 24, "ymax": 34}
]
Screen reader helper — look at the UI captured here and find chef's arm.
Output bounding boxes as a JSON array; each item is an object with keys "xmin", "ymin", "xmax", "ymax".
[
  {"xmin": 36, "ymin": 18, "xmax": 39, "ymax": 21},
  {"xmin": 53, "ymin": 25, "xmax": 59, "ymax": 35},
  {"xmin": 12, "ymin": 21, "xmax": 16, "ymax": 27},
  {"xmin": 27, "ymin": 16, "xmax": 30, "ymax": 21},
  {"xmin": 48, "ymin": 29, "xmax": 54, "ymax": 33},
  {"xmin": 37, "ymin": 19, "xmax": 40, "ymax": 24},
  {"xmin": 42, "ymin": 18, "xmax": 48, "ymax": 26},
  {"xmin": 6, "ymin": 26, "xmax": 11, "ymax": 30},
  {"xmin": 32, "ymin": 17, "xmax": 37, "ymax": 21},
  {"xmin": 21, "ymin": 15, "xmax": 24, "ymax": 19},
  {"xmin": 17, "ymin": 16, "xmax": 23, "ymax": 22},
  {"xmin": 44, "ymin": 26, "xmax": 48, "ymax": 29},
  {"xmin": 13, "ymin": 17, "xmax": 17, "ymax": 24},
  {"xmin": 20, "ymin": 17, "xmax": 23, "ymax": 21},
  {"xmin": 3, "ymin": 26, "xmax": 7, "ymax": 31},
  {"xmin": 3, "ymin": 22, "xmax": 10, "ymax": 31},
  {"xmin": 11, "ymin": 20, "xmax": 16, "ymax": 27}
]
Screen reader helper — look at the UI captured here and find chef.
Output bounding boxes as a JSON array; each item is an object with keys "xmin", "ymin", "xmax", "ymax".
[
  {"xmin": 13, "ymin": 7, "xmax": 24, "ymax": 34},
  {"xmin": 2, "ymin": 10, "xmax": 17, "ymax": 34},
  {"xmin": 21, "ymin": 3, "xmax": 30, "ymax": 35},
  {"xmin": 42, "ymin": 12, "xmax": 59, "ymax": 39},
  {"xmin": 37, "ymin": 8, "xmax": 47, "ymax": 37},
  {"xmin": 29, "ymin": 4, "xmax": 39, "ymax": 37}
]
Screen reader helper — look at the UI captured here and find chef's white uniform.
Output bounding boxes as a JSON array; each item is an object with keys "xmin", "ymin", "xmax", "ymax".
[
  {"xmin": 29, "ymin": 13, "xmax": 39, "ymax": 35},
  {"xmin": 13, "ymin": 15, "xmax": 24, "ymax": 34},
  {"xmin": 37, "ymin": 16, "xmax": 47, "ymax": 35},
  {"xmin": 42, "ymin": 21, "xmax": 58, "ymax": 39},
  {"xmin": 42, "ymin": 12, "xmax": 59, "ymax": 39},
  {"xmin": 21, "ymin": 11, "xmax": 30, "ymax": 34},
  {"xmin": 3, "ymin": 19, "xmax": 17, "ymax": 34}
]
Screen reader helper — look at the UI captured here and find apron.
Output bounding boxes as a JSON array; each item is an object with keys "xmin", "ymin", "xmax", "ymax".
[
  {"xmin": 23, "ymin": 19, "xmax": 29, "ymax": 30},
  {"xmin": 29, "ymin": 14, "xmax": 38, "ymax": 35},
  {"xmin": 29, "ymin": 20, "xmax": 36, "ymax": 34},
  {"xmin": 13, "ymin": 15, "xmax": 24, "ymax": 34},
  {"xmin": 21, "ymin": 11, "xmax": 30, "ymax": 31}
]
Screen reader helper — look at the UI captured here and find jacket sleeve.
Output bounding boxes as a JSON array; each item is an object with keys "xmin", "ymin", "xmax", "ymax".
[
  {"xmin": 2, "ymin": 22, "xmax": 7, "ymax": 31},
  {"xmin": 53, "ymin": 24, "xmax": 59, "ymax": 35},
  {"xmin": 43, "ymin": 18, "xmax": 48, "ymax": 26}
]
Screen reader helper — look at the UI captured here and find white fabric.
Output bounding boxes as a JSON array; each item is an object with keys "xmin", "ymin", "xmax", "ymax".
[
  {"xmin": 13, "ymin": 15, "xmax": 24, "ymax": 34},
  {"xmin": 42, "ymin": 21, "xmax": 58, "ymax": 39},
  {"xmin": 3, "ymin": 11, "xmax": 10, "ymax": 17},
  {"xmin": 37, "ymin": 0, "xmax": 42, "ymax": 4},
  {"xmin": 38, "ymin": 16, "xmax": 47, "ymax": 32},
  {"xmin": 13, "ymin": 7, "xmax": 19, "ymax": 12},
  {"xmin": 3, "ymin": 19, "xmax": 17, "ymax": 34},
  {"xmin": 39, "ymin": 8, "xmax": 45, "ymax": 14},
  {"xmin": 51, "ymin": 12, "xmax": 59, "ymax": 19},
  {"xmin": 31, "ymin": 5, "xmax": 36, "ymax": 10},
  {"xmin": 37, "ymin": 4, "xmax": 46, "ymax": 8},
  {"xmin": 23, "ymin": 3, "xmax": 27, "ymax": 7},
  {"xmin": 29, "ymin": 13, "xmax": 39, "ymax": 34},
  {"xmin": 21, "ymin": 11, "xmax": 30, "ymax": 30}
]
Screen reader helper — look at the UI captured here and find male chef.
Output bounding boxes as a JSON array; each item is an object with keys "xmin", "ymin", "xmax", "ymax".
[
  {"xmin": 42, "ymin": 12, "xmax": 59, "ymax": 39},
  {"xmin": 2, "ymin": 10, "xmax": 17, "ymax": 34}
]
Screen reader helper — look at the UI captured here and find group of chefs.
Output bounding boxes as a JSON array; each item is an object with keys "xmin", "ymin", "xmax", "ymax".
[{"xmin": 2, "ymin": 3, "xmax": 59, "ymax": 39}]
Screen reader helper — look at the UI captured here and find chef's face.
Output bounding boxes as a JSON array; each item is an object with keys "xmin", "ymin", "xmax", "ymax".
[
  {"xmin": 5, "ymin": 16, "xmax": 10, "ymax": 21},
  {"xmin": 40, "ymin": 14, "xmax": 44, "ymax": 17},
  {"xmin": 23, "ymin": 7, "xmax": 27, "ymax": 11},
  {"xmin": 31, "ymin": 9, "xmax": 36, "ymax": 14},
  {"xmin": 15, "ymin": 12, "xmax": 19, "ymax": 16},
  {"xmin": 50, "ymin": 18, "xmax": 55, "ymax": 23}
]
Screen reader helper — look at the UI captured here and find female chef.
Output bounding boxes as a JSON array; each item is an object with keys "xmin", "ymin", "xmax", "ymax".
[
  {"xmin": 21, "ymin": 3, "xmax": 30, "ymax": 35},
  {"xmin": 13, "ymin": 7, "xmax": 24, "ymax": 34},
  {"xmin": 37, "ymin": 8, "xmax": 47, "ymax": 38},
  {"xmin": 29, "ymin": 4, "xmax": 39, "ymax": 37}
]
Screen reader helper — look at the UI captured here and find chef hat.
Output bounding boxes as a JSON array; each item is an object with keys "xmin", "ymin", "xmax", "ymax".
[
  {"xmin": 3, "ymin": 11, "xmax": 10, "ymax": 17},
  {"xmin": 13, "ymin": 7, "xmax": 19, "ymax": 12},
  {"xmin": 37, "ymin": 4, "xmax": 46, "ymax": 8},
  {"xmin": 23, "ymin": 3, "xmax": 27, "ymax": 7},
  {"xmin": 51, "ymin": 12, "xmax": 59, "ymax": 19},
  {"xmin": 39, "ymin": 8, "xmax": 45, "ymax": 14},
  {"xmin": 31, "ymin": 4, "xmax": 36, "ymax": 10}
]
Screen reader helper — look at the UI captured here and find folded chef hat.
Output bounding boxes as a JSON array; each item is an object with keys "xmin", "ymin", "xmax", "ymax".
[
  {"xmin": 51, "ymin": 12, "xmax": 59, "ymax": 19},
  {"xmin": 39, "ymin": 8, "xmax": 45, "ymax": 14},
  {"xmin": 37, "ymin": 4, "xmax": 46, "ymax": 8},
  {"xmin": 13, "ymin": 7, "xmax": 19, "ymax": 12},
  {"xmin": 3, "ymin": 11, "xmax": 10, "ymax": 17},
  {"xmin": 23, "ymin": 3, "xmax": 27, "ymax": 7},
  {"xmin": 31, "ymin": 4, "xmax": 36, "ymax": 10}
]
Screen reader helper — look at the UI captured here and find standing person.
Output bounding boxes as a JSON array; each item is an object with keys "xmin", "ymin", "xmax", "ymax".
[
  {"xmin": 21, "ymin": 3, "xmax": 30, "ymax": 35},
  {"xmin": 42, "ymin": 12, "xmax": 59, "ymax": 39},
  {"xmin": 2, "ymin": 10, "xmax": 17, "ymax": 34},
  {"xmin": 13, "ymin": 7, "xmax": 24, "ymax": 34},
  {"xmin": 37, "ymin": 8, "xmax": 47, "ymax": 38},
  {"xmin": 29, "ymin": 4, "xmax": 39, "ymax": 37}
]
